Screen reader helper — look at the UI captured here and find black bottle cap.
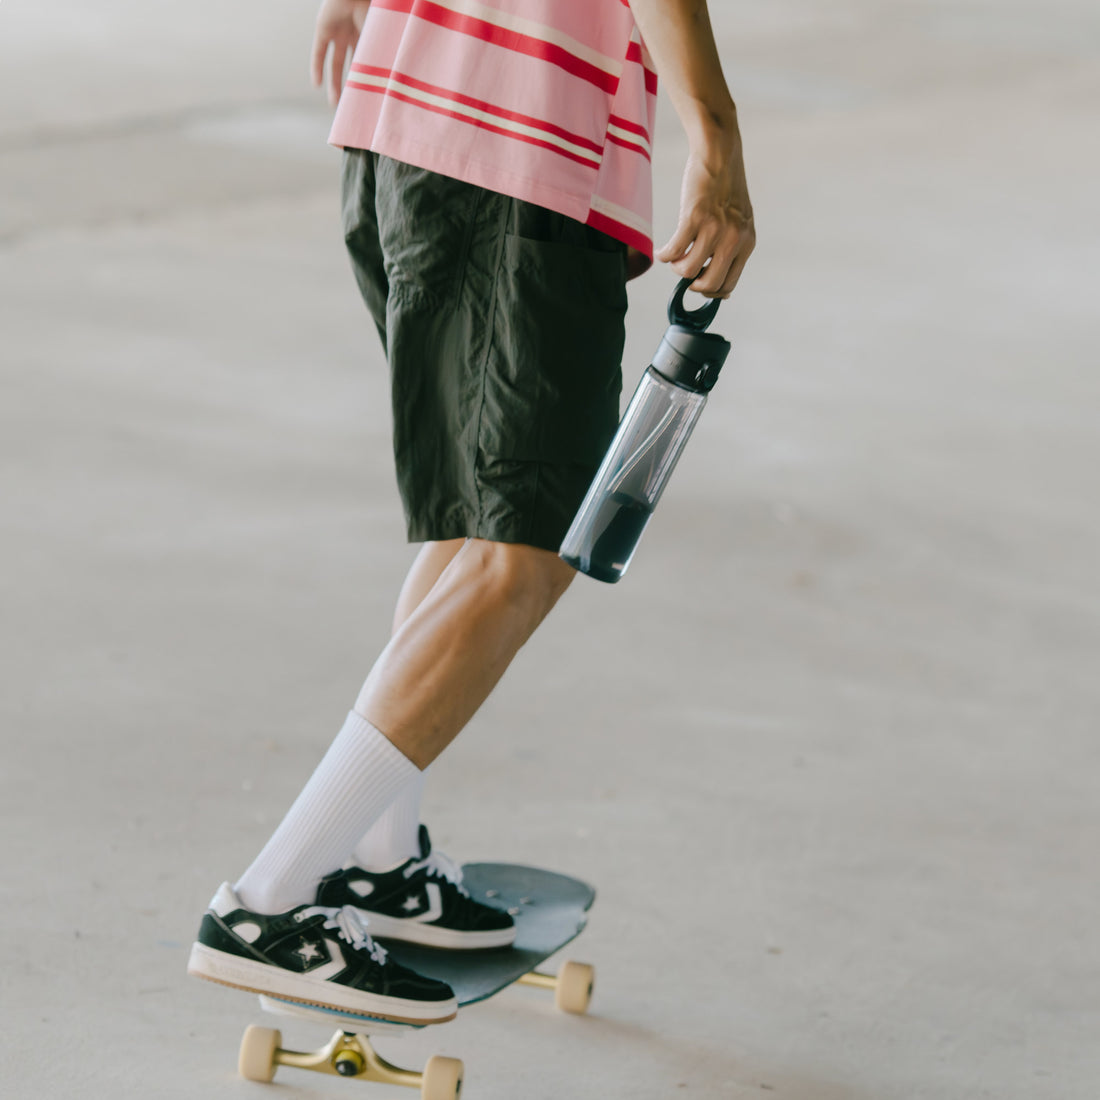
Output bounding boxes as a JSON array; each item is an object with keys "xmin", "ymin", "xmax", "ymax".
[
  {"xmin": 651, "ymin": 327, "xmax": 731, "ymax": 393},
  {"xmin": 652, "ymin": 276, "xmax": 730, "ymax": 392}
]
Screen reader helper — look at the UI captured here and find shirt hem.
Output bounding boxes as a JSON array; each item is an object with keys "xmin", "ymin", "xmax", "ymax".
[{"xmin": 329, "ymin": 126, "xmax": 653, "ymax": 259}]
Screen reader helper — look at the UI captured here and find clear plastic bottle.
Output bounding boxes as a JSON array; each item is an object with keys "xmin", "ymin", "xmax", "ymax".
[{"xmin": 560, "ymin": 279, "xmax": 731, "ymax": 583}]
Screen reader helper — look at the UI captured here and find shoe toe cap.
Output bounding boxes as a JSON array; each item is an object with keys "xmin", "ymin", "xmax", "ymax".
[
  {"xmin": 474, "ymin": 905, "xmax": 515, "ymax": 932},
  {"xmin": 387, "ymin": 969, "xmax": 455, "ymax": 1002}
]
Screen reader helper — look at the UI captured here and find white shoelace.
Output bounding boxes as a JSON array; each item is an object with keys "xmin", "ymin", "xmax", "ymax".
[
  {"xmin": 298, "ymin": 904, "xmax": 388, "ymax": 965},
  {"xmin": 403, "ymin": 849, "xmax": 470, "ymax": 898}
]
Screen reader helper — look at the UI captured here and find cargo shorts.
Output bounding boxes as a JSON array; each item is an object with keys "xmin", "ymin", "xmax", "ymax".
[{"xmin": 341, "ymin": 150, "xmax": 628, "ymax": 552}]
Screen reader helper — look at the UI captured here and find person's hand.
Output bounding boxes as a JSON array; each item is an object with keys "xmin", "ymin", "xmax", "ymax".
[
  {"xmin": 657, "ymin": 140, "xmax": 755, "ymax": 299},
  {"xmin": 310, "ymin": 0, "xmax": 372, "ymax": 107}
]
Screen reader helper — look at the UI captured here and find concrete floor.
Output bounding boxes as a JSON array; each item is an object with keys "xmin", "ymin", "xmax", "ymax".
[{"xmin": 2, "ymin": 2, "xmax": 1098, "ymax": 1097}]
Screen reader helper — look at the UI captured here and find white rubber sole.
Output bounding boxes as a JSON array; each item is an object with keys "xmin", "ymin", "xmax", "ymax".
[
  {"xmin": 258, "ymin": 994, "xmax": 422, "ymax": 1034},
  {"xmin": 187, "ymin": 942, "xmax": 457, "ymax": 1024},
  {"xmin": 353, "ymin": 908, "xmax": 516, "ymax": 950}
]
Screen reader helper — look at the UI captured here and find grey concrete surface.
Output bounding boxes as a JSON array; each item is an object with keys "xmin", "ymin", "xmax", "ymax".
[{"xmin": 2, "ymin": 1, "xmax": 1098, "ymax": 1097}]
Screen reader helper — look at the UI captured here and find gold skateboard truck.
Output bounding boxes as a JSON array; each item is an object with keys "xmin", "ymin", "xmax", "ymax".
[{"xmin": 239, "ymin": 959, "xmax": 595, "ymax": 1098}]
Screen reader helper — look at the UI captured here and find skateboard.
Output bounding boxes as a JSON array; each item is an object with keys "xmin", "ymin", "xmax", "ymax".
[{"xmin": 236, "ymin": 863, "xmax": 596, "ymax": 1097}]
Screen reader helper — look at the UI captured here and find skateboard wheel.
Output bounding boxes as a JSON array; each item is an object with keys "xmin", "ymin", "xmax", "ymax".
[
  {"xmin": 421, "ymin": 1054, "xmax": 464, "ymax": 1100},
  {"xmin": 555, "ymin": 961, "xmax": 595, "ymax": 1015},
  {"xmin": 238, "ymin": 1025, "xmax": 281, "ymax": 1082}
]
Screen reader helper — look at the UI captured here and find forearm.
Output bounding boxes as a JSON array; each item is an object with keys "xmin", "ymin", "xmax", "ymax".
[
  {"xmin": 628, "ymin": 0, "xmax": 738, "ymax": 160},
  {"xmin": 629, "ymin": 0, "xmax": 753, "ymax": 296}
]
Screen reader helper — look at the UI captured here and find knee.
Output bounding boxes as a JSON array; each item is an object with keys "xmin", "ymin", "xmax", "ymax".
[{"xmin": 463, "ymin": 539, "xmax": 575, "ymax": 627}]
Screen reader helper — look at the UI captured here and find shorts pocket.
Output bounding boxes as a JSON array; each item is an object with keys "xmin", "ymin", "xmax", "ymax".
[{"xmin": 375, "ymin": 158, "xmax": 485, "ymax": 313}]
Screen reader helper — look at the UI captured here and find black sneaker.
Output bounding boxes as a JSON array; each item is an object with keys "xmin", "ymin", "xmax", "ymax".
[
  {"xmin": 187, "ymin": 883, "xmax": 457, "ymax": 1023},
  {"xmin": 316, "ymin": 826, "xmax": 516, "ymax": 950}
]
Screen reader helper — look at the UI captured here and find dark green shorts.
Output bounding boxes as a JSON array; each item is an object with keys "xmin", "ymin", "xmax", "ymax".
[{"xmin": 341, "ymin": 150, "xmax": 628, "ymax": 552}]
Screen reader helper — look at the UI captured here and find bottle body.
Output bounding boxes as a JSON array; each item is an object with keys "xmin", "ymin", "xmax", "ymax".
[{"xmin": 560, "ymin": 367, "xmax": 707, "ymax": 582}]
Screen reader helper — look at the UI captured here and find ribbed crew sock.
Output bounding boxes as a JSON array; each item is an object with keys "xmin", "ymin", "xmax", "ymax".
[
  {"xmin": 233, "ymin": 710, "xmax": 420, "ymax": 915},
  {"xmin": 352, "ymin": 767, "xmax": 427, "ymax": 871}
]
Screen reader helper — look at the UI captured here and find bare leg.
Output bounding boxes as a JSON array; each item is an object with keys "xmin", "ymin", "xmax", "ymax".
[
  {"xmin": 231, "ymin": 538, "xmax": 574, "ymax": 911},
  {"xmin": 392, "ymin": 539, "xmax": 465, "ymax": 634},
  {"xmin": 356, "ymin": 539, "xmax": 575, "ymax": 768},
  {"xmin": 352, "ymin": 538, "xmax": 464, "ymax": 869}
]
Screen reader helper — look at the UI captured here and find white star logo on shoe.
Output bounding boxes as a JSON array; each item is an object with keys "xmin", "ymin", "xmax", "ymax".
[
  {"xmin": 402, "ymin": 895, "xmax": 422, "ymax": 912},
  {"xmin": 296, "ymin": 941, "xmax": 322, "ymax": 962}
]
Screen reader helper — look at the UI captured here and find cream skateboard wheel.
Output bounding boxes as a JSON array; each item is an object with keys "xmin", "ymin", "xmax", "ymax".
[
  {"xmin": 238, "ymin": 1024, "xmax": 281, "ymax": 1082},
  {"xmin": 555, "ymin": 961, "xmax": 595, "ymax": 1015},
  {"xmin": 421, "ymin": 1054, "xmax": 464, "ymax": 1100}
]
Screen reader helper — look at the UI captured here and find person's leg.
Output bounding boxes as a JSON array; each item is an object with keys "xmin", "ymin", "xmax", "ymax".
[
  {"xmin": 353, "ymin": 539, "xmax": 462, "ymax": 871},
  {"xmin": 229, "ymin": 537, "xmax": 572, "ymax": 916},
  {"xmin": 392, "ymin": 539, "xmax": 466, "ymax": 635},
  {"xmin": 190, "ymin": 157, "xmax": 619, "ymax": 1013},
  {"xmin": 351, "ymin": 767, "xmax": 425, "ymax": 872},
  {"xmin": 190, "ymin": 533, "xmax": 543, "ymax": 1011},
  {"xmin": 230, "ymin": 709, "xmax": 420, "ymax": 915},
  {"xmin": 319, "ymin": 537, "xmax": 517, "ymax": 949},
  {"xmin": 355, "ymin": 538, "xmax": 575, "ymax": 768}
]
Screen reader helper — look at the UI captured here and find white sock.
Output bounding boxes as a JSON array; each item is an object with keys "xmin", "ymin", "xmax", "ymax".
[
  {"xmin": 233, "ymin": 711, "xmax": 420, "ymax": 915},
  {"xmin": 352, "ymin": 768, "xmax": 427, "ymax": 871}
]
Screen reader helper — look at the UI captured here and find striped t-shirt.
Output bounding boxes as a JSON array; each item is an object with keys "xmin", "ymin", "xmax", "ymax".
[{"xmin": 328, "ymin": 0, "xmax": 657, "ymax": 269}]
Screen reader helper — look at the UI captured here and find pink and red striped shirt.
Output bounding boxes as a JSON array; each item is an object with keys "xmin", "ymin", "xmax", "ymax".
[{"xmin": 329, "ymin": 0, "xmax": 657, "ymax": 269}]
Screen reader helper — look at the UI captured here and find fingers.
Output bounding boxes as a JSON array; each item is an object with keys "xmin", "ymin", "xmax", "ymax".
[
  {"xmin": 328, "ymin": 39, "xmax": 348, "ymax": 106},
  {"xmin": 716, "ymin": 242, "xmax": 753, "ymax": 298},
  {"xmin": 680, "ymin": 226, "xmax": 720, "ymax": 278},
  {"xmin": 310, "ymin": 28, "xmax": 327, "ymax": 88},
  {"xmin": 692, "ymin": 223, "xmax": 750, "ymax": 297},
  {"xmin": 658, "ymin": 212, "xmax": 755, "ymax": 298},
  {"xmin": 312, "ymin": 11, "xmax": 359, "ymax": 105},
  {"xmin": 655, "ymin": 219, "xmax": 698, "ymax": 265},
  {"xmin": 721, "ymin": 225, "xmax": 756, "ymax": 296},
  {"xmin": 685, "ymin": 233, "xmax": 731, "ymax": 296},
  {"xmin": 680, "ymin": 229, "xmax": 751, "ymax": 298}
]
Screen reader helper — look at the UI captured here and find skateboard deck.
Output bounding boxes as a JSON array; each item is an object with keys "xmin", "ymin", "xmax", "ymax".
[
  {"xmin": 387, "ymin": 862, "xmax": 595, "ymax": 1003},
  {"xmin": 237, "ymin": 863, "xmax": 596, "ymax": 1095}
]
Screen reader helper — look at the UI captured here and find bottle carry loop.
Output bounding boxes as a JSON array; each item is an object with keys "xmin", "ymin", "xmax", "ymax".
[{"xmin": 668, "ymin": 277, "xmax": 722, "ymax": 332}]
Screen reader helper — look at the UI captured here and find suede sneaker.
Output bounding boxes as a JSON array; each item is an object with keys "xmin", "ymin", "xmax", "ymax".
[
  {"xmin": 187, "ymin": 882, "xmax": 457, "ymax": 1023},
  {"xmin": 316, "ymin": 826, "xmax": 516, "ymax": 950}
]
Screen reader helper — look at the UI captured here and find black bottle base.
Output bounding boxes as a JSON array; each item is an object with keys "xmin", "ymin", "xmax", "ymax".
[{"xmin": 559, "ymin": 553, "xmax": 624, "ymax": 584}]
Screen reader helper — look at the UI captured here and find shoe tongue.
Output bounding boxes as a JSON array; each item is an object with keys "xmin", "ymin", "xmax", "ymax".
[{"xmin": 417, "ymin": 823, "xmax": 431, "ymax": 860}]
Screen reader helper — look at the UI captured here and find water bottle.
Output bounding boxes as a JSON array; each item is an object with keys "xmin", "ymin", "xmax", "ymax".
[{"xmin": 560, "ymin": 278, "xmax": 731, "ymax": 582}]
